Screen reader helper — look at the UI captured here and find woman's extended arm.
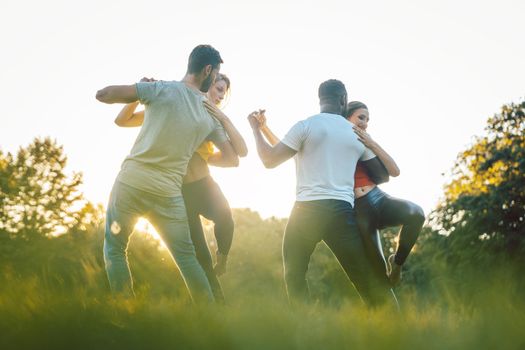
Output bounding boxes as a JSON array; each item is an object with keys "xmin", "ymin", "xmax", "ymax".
[
  {"xmin": 256, "ymin": 111, "xmax": 281, "ymax": 146},
  {"xmin": 353, "ymin": 126, "xmax": 400, "ymax": 177},
  {"xmin": 113, "ymin": 78, "xmax": 156, "ymax": 127},
  {"xmin": 114, "ymin": 101, "xmax": 144, "ymax": 127},
  {"xmin": 207, "ymin": 140, "xmax": 240, "ymax": 167},
  {"xmin": 203, "ymin": 100, "xmax": 248, "ymax": 157}
]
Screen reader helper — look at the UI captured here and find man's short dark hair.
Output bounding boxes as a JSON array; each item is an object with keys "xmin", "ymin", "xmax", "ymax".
[
  {"xmin": 187, "ymin": 45, "xmax": 223, "ymax": 74},
  {"xmin": 318, "ymin": 79, "xmax": 347, "ymax": 102}
]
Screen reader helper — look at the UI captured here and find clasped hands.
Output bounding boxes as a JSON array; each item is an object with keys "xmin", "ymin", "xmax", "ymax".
[{"xmin": 247, "ymin": 109, "xmax": 267, "ymax": 131}]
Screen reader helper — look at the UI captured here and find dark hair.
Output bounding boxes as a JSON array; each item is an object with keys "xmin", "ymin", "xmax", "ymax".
[
  {"xmin": 187, "ymin": 45, "xmax": 223, "ymax": 74},
  {"xmin": 346, "ymin": 101, "xmax": 368, "ymax": 118},
  {"xmin": 318, "ymin": 79, "xmax": 347, "ymax": 103}
]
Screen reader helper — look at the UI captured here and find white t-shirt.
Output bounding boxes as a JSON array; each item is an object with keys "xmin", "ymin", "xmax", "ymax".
[{"xmin": 281, "ymin": 113, "xmax": 376, "ymax": 206}]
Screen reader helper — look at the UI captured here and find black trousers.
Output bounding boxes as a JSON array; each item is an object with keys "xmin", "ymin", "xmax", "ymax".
[
  {"xmin": 283, "ymin": 199, "xmax": 396, "ymax": 307},
  {"xmin": 182, "ymin": 176, "xmax": 234, "ymax": 303}
]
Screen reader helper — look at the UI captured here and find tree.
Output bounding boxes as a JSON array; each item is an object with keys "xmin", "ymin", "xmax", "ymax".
[
  {"xmin": 0, "ymin": 137, "xmax": 102, "ymax": 239},
  {"xmin": 430, "ymin": 100, "xmax": 525, "ymax": 259}
]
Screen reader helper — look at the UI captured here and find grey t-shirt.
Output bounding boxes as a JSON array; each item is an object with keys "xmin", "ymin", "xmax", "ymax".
[
  {"xmin": 116, "ymin": 81, "xmax": 228, "ymax": 197},
  {"xmin": 281, "ymin": 113, "xmax": 376, "ymax": 206}
]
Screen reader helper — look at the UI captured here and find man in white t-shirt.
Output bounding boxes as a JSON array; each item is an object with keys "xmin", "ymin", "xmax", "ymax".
[
  {"xmin": 96, "ymin": 45, "xmax": 236, "ymax": 303},
  {"xmin": 248, "ymin": 79, "xmax": 396, "ymax": 307}
]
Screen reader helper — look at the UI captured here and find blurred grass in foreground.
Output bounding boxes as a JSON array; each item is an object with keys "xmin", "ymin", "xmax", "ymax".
[
  {"xmin": 0, "ymin": 209, "xmax": 524, "ymax": 350},
  {"xmin": 0, "ymin": 273, "xmax": 524, "ymax": 350}
]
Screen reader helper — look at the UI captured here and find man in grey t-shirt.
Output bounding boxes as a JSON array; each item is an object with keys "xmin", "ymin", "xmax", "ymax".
[
  {"xmin": 248, "ymin": 80, "xmax": 397, "ymax": 307},
  {"xmin": 96, "ymin": 45, "xmax": 236, "ymax": 303}
]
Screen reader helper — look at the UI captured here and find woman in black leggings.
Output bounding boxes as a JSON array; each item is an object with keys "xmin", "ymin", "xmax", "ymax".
[{"xmin": 346, "ymin": 101, "xmax": 425, "ymax": 285}]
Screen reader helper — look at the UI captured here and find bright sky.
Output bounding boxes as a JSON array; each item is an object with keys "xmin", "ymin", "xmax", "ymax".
[{"xmin": 2, "ymin": 0, "xmax": 524, "ymax": 218}]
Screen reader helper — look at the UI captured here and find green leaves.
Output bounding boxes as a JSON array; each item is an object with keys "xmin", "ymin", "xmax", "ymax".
[
  {"xmin": 432, "ymin": 100, "xmax": 525, "ymax": 257},
  {"xmin": 0, "ymin": 137, "xmax": 102, "ymax": 239}
]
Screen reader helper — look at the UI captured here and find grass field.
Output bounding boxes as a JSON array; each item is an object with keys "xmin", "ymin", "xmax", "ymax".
[
  {"xmin": 1, "ymin": 254, "xmax": 524, "ymax": 350},
  {"xmin": 1, "ymin": 210, "xmax": 524, "ymax": 350}
]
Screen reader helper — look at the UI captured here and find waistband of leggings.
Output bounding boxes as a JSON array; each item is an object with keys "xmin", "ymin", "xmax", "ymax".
[
  {"xmin": 355, "ymin": 186, "xmax": 385, "ymax": 202},
  {"xmin": 182, "ymin": 174, "xmax": 214, "ymax": 190}
]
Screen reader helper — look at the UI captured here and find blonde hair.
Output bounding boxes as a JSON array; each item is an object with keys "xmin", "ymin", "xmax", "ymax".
[{"xmin": 214, "ymin": 73, "xmax": 231, "ymax": 107}]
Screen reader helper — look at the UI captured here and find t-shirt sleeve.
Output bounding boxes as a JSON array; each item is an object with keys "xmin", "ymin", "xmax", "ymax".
[
  {"xmin": 281, "ymin": 120, "xmax": 307, "ymax": 152},
  {"xmin": 207, "ymin": 120, "xmax": 229, "ymax": 145},
  {"xmin": 360, "ymin": 147, "xmax": 376, "ymax": 161},
  {"xmin": 136, "ymin": 81, "xmax": 164, "ymax": 105}
]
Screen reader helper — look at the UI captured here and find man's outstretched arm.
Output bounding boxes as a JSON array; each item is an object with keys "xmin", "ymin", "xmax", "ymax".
[
  {"xmin": 96, "ymin": 84, "xmax": 138, "ymax": 104},
  {"xmin": 248, "ymin": 112, "xmax": 296, "ymax": 168}
]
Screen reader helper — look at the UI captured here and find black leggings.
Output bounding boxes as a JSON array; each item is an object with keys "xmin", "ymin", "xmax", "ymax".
[
  {"xmin": 355, "ymin": 187, "xmax": 425, "ymax": 275},
  {"xmin": 182, "ymin": 175, "xmax": 234, "ymax": 303}
]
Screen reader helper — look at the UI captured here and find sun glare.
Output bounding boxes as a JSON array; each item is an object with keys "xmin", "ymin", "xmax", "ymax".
[
  {"xmin": 131, "ymin": 217, "xmax": 218, "ymax": 254},
  {"xmin": 135, "ymin": 217, "xmax": 162, "ymax": 241}
]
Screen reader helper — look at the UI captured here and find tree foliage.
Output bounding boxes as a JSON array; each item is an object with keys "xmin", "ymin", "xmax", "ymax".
[
  {"xmin": 431, "ymin": 100, "xmax": 525, "ymax": 258},
  {"xmin": 0, "ymin": 137, "xmax": 102, "ymax": 239}
]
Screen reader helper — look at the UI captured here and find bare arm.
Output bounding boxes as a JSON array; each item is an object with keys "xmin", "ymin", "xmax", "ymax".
[
  {"xmin": 353, "ymin": 126, "xmax": 400, "ymax": 177},
  {"xmin": 114, "ymin": 101, "xmax": 144, "ymax": 127},
  {"xmin": 256, "ymin": 111, "xmax": 281, "ymax": 146},
  {"xmin": 96, "ymin": 84, "xmax": 138, "ymax": 104},
  {"xmin": 248, "ymin": 112, "xmax": 296, "ymax": 168},
  {"xmin": 260, "ymin": 125, "xmax": 281, "ymax": 146},
  {"xmin": 207, "ymin": 140, "xmax": 240, "ymax": 167},
  {"xmin": 203, "ymin": 100, "xmax": 248, "ymax": 157}
]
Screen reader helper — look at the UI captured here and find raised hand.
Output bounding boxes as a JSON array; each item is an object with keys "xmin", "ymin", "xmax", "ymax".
[
  {"xmin": 203, "ymin": 99, "xmax": 227, "ymax": 122},
  {"xmin": 353, "ymin": 125, "xmax": 377, "ymax": 149},
  {"xmin": 255, "ymin": 109, "xmax": 268, "ymax": 128},
  {"xmin": 247, "ymin": 110, "xmax": 262, "ymax": 130}
]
